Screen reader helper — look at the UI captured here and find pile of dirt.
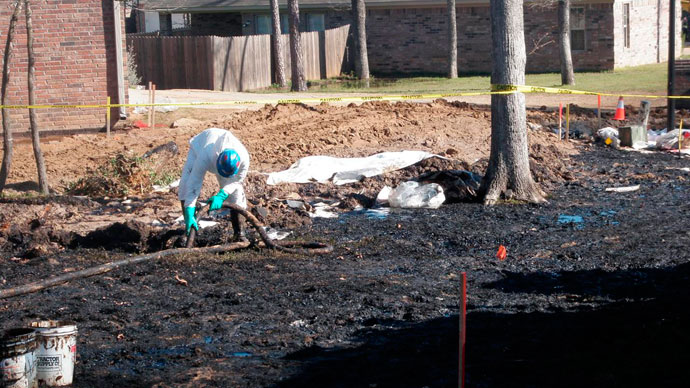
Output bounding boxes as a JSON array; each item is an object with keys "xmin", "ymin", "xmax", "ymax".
[{"xmin": 0, "ymin": 100, "xmax": 580, "ymax": 257}]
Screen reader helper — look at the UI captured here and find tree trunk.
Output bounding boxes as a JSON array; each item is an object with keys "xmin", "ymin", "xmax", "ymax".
[
  {"xmin": 481, "ymin": 0, "xmax": 545, "ymax": 205},
  {"xmin": 447, "ymin": 0, "xmax": 458, "ymax": 78},
  {"xmin": 558, "ymin": 0, "xmax": 575, "ymax": 85},
  {"xmin": 288, "ymin": 0, "xmax": 307, "ymax": 92},
  {"xmin": 270, "ymin": 0, "xmax": 287, "ymax": 88},
  {"xmin": 24, "ymin": 0, "xmax": 49, "ymax": 194},
  {"xmin": 0, "ymin": 0, "xmax": 23, "ymax": 194},
  {"xmin": 351, "ymin": 0, "xmax": 370, "ymax": 86}
]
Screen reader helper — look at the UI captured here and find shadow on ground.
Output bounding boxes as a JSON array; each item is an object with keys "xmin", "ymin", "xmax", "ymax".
[{"xmin": 278, "ymin": 263, "xmax": 690, "ymax": 388}]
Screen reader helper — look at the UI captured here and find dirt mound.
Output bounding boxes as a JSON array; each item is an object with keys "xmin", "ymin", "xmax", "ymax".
[{"xmin": 0, "ymin": 100, "xmax": 581, "ymax": 256}]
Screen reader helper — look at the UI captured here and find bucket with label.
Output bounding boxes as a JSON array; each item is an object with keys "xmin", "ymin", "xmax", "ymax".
[
  {"xmin": 0, "ymin": 328, "xmax": 37, "ymax": 388},
  {"xmin": 29, "ymin": 322, "xmax": 77, "ymax": 387}
]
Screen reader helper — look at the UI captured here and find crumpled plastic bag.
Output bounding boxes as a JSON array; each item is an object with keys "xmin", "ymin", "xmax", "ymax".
[
  {"xmin": 416, "ymin": 169, "xmax": 481, "ymax": 203},
  {"xmin": 655, "ymin": 129, "xmax": 690, "ymax": 150},
  {"xmin": 388, "ymin": 181, "xmax": 445, "ymax": 209},
  {"xmin": 596, "ymin": 127, "xmax": 620, "ymax": 148}
]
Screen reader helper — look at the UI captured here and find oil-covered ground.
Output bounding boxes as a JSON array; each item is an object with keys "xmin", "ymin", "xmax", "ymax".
[{"xmin": 1, "ymin": 102, "xmax": 689, "ymax": 387}]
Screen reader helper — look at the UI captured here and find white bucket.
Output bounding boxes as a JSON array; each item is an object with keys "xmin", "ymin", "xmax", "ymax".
[
  {"xmin": 0, "ymin": 328, "xmax": 37, "ymax": 388},
  {"xmin": 29, "ymin": 322, "xmax": 77, "ymax": 387}
]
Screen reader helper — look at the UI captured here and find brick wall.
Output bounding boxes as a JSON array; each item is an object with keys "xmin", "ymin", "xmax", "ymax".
[
  {"xmin": 613, "ymin": 0, "xmax": 682, "ymax": 68},
  {"xmin": 0, "ymin": 0, "xmax": 126, "ymax": 134},
  {"xmin": 364, "ymin": 3, "xmax": 618, "ymax": 74},
  {"xmin": 524, "ymin": 3, "xmax": 616, "ymax": 72}
]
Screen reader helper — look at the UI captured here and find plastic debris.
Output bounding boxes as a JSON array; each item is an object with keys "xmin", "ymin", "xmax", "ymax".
[
  {"xmin": 417, "ymin": 169, "xmax": 481, "ymax": 202},
  {"xmin": 152, "ymin": 179, "xmax": 180, "ymax": 193},
  {"xmin": 309, "ymin": 203, "xmax": 338, "ymax": 219},
  {"xmin": 388, "ymin": 181, "xmax": 445, "ymax": 209},
  {"xmin": 605, "ymin": 185, "xmax": 640, "ymax": 193},
  {"xmin": 655, "ymin": 129, "xmax": 690, "ymax": 150},
  {"xmin": 376, "ymin": 186, "xmax": 393, "ymax": 206},
  {"xmin": 263, "ymin": 227, "xmax": 291, "ymax": 240},
  {"xmin": 266, "ymin": 151, "xmax": 440, "ymax": 185},
  {"xmin": 557, "ymin": 215, "xmax": 584, "ymax": 229},
  {"xmin": 596, "ymin": 127, "xmax": 620, "ymax": 149},
  {"xmin": 286, "ymin": 200, "xmax": 306, "ymax": 209}
]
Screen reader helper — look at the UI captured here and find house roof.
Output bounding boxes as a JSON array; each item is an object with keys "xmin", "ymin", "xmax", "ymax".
[
  {"xmin": 139, "ymin": 1, "xmax": 486, "ymax": 13},
  {"xmin": 138, "ymin": 0, "xmax": 612, "ymax": 13}
]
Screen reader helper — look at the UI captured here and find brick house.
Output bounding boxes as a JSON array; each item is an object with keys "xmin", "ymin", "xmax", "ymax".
[
  {"xmin": 0, "ymin": 0, "xmax": 127, "ymax": 134},
  {"xmin": 139, "ymin": 0, "xmax": 680, "ymax": 75}
]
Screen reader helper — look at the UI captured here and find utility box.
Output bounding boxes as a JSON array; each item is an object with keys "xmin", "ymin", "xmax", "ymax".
[
  {"xmin": 674, "ymin": 60, "xmax": 690, "ymax": 109},
  {"xmin": 618, "ymin": 125, "xmax": 647, "ymax": 147}
]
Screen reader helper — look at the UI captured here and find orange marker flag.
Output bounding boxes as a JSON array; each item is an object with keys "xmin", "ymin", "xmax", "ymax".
[{"xmin": 496, "ymin": 245, "xmax": 507, "ymax": 261}]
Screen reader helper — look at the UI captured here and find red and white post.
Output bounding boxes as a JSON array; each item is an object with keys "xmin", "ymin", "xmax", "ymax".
[{"xmin": 459, "ymin": 272, "xmax": 467, "ymax": 388}]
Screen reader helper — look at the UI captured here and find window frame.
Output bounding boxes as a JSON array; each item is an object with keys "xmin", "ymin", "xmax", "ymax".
[
  {"xmin": 255, "ymin": 14, "xmax": 272, "ymax": 35},
  {"xmin": 280, "ymin": 14, "xmax": 289, "ymax": 34},
  {"xmin": 623, "ymin": 3, "xmax": 631, "ymax": 49},
  {"xmin": 569, "ymin": 6, "xmax": 586, "ymax": 52},
  {"xmin": 306, "ymin": 13, "xmax": 325, "ymax": 32}
]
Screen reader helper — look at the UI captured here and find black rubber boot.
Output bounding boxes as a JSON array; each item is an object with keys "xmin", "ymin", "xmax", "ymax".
[{"xmin": 230, "ymin": 209, "xmax": 247, "ymax": 242}]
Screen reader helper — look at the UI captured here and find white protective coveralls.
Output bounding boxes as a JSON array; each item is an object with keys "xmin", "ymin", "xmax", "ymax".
[{"xmin": 178, "ymin": 128, "xmax": 250, "ymax": 209}]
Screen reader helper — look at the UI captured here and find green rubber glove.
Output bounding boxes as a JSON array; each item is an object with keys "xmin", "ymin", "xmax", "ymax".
[
  {"xmin": 183, "ymin": 206, "xmax": 198, "ymax": 235},
  {"xmin": 208, "ymin": 190, "xmax": 229, "ymax": 211}
]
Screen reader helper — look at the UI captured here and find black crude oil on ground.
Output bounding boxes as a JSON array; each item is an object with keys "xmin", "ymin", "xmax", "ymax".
[{"xmin": 1, "ymin": 102, "xmax": 689, "ymax": 387}]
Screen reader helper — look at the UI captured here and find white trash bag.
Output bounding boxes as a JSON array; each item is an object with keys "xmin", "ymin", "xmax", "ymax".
[
  {"xmin": 388, "ymin": 181, "xmax": 445, "ymax": 209},
  {"xmin": 655, "ymin": 129, "xmax": 690, "ymax": 150}
]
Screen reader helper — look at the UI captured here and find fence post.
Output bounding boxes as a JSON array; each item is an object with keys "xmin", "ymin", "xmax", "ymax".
[
  {"xmin": 106, "ymin": 96, "xmax": 111, "ymax": 137},
  {"xmin": 147, "ymin": 81, "xmax": 153, "ymax": 127}
]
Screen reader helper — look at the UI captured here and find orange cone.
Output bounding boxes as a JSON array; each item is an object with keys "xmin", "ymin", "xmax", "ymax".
[{"xmin": 614, "ymin": 96, "xmax": 625, "ymax": 120}]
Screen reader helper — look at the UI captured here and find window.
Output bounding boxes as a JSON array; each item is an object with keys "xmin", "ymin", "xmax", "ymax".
[
  {"xmin": 306, "ymin": 13, "xmax": 325, "ymax": 32},
  {"xmin": 623, "ymin": 3, "xmax": 631, "ymax": 48},
  {"xmin": 280, "ymin": 14, "xmax": 289, "ymax": 34},
  {"xmin": 158, "ymin": 13, "xmax": 172, "ymax": 34},
  {"xmin": 570, "ymin": 7, "xmax": 585, "ymax": 51},
  {"xmin": 255, "ymin": 14, "xmax": 271, "ymax": 35}
]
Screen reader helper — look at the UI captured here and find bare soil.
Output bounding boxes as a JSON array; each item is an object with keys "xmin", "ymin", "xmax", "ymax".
[{"xmin": 1, "ymin": 101, "xmax": 689, "ymax": 387}]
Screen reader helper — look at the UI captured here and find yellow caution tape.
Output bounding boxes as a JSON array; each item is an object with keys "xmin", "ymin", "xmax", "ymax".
[
  {"xmin": 0, "ymin": 90, "xmax": 508, "ymax": 109},
  {"xmin": 491, "ymin": 84, "xmax": 690, "ymax": 99},
  {"xmin": 0, "ymin": 84, "xmax": 689, "ymax": 110}
]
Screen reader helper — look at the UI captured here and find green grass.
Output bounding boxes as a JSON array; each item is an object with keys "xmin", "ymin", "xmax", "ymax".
[{"xmin": 257, "ymin": 62, "xmax": 668, "ymax": 96}]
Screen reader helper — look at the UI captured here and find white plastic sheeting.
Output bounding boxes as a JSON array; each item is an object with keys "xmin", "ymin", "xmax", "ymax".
[
  {"xmin": 388, "ymin": 181, "xmax": 445, "ymax": 209},
  {"xmin": 266, "ymin": 151, "xmax": 437, "ymax": 185}
]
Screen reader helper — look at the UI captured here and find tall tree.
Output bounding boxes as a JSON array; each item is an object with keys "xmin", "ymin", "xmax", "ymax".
[
  {"xmin": 0, "ymin": 0, "xmax": 23, "ymax": 193},
  {"xmin": 351, "ymin": 0, "xmax": 370, "ymax": 86},
  {"xmin": 447, "ymin": 0, "xmax": 458, "ymax": 78},
  {"xmin": 288, "ymin": 0, "xmax": 307, "ymax": 91},
  {"xmin": 481, "ymin": 0, "xmax": 545, "ymax": 205},
  {"xmin": 558, "ymin": 0, "xmax": 575, "ymax": 85},
  {"xmin": 270, "ymin": 0, "xmax": 287, "ymax": 88},
  {"xmin": 24, "ymin": 0, "xmax": 49, "ymax": 194}
]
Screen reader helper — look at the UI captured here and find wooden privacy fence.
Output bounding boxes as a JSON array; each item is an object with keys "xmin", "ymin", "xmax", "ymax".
[{"xmin": 127, "ymin": 25, "xmax": 350, "ymax": 92}]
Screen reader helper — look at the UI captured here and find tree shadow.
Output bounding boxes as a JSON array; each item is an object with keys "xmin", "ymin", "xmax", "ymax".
[
  {"xmin": 277, "ymin": 263, "xmax": 690, "ymax": 387},
  {"xmin": 3, "ymin": 180, "xmax": 39, "ymax": 192}
]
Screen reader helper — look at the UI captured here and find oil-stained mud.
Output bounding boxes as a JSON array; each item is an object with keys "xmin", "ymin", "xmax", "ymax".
[{"xmin": 1, "ymin": 102, "xmax": 689, "ymax": 387}]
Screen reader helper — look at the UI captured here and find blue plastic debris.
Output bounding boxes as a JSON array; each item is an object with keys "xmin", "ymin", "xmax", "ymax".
[
  {"xmin": 558, "ymin": 215, "xmax": 585, "ymax": 229},
  {"xmin": 558, "ymin": 215, "xmax": 584, "ymax": 224}
]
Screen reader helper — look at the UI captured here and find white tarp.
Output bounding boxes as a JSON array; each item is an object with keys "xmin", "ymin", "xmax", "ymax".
[{"xmin": 266, "ymin": 151, "xmax": 437, "ymax": 185}]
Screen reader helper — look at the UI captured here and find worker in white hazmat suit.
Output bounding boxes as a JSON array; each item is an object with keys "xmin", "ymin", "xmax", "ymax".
[{"xmin": 178, "ymin": 128, "xmax": 250, "ymax": 241}]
